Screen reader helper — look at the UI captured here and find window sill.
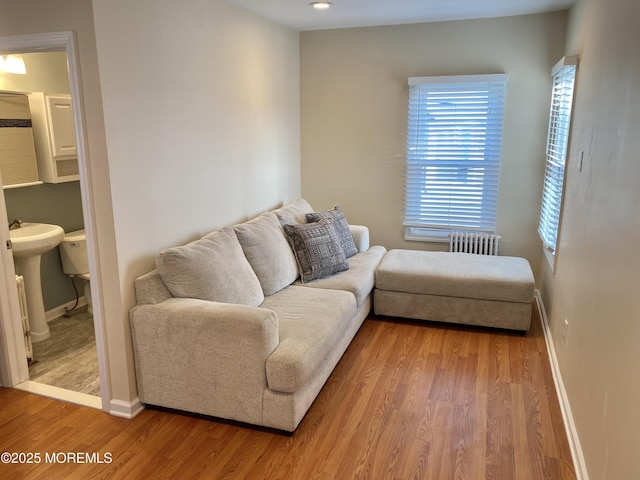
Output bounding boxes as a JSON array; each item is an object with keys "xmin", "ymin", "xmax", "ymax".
[
  {"xmin": 404, "ymin": 226, "xmax": 497, "ymax": 243},
  {"xmin": 404, "ymin": 227, "xmax": 450, "ymax": 243}
]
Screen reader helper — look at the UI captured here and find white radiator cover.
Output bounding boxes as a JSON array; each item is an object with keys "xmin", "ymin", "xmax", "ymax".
[
  {"xmin": 16, "ymin": 275, "xmax": 33, "ymax": 361},
  {"xmin": 449, "ymin": 232, "xmax": 501, "ymax": 256}
]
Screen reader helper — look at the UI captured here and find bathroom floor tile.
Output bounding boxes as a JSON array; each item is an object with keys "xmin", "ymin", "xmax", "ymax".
[{"xmin": 28, "ymin": 310, "xmax": 100, "ymax": 396}]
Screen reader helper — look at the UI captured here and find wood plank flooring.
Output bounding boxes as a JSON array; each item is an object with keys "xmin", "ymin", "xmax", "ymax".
[
  {"xmin": 28, "ymin": 310, "xmax": 100, "ymax": 396},
  {"xmin": 0, "ymin": 303, "xmax": 575, "ymax": 479}
]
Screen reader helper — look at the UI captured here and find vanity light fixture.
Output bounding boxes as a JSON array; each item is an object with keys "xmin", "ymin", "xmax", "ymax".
[
  {"xmin": 1, "ymin": 54, "xmax": 27, "ymax": 75},
  {"xmin": 309, "ymin": 2, "xmax": 333, "ymax": 9}
]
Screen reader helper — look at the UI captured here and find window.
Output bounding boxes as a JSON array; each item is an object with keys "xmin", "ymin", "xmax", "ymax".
[
  {"xmin": 538, "ymin": 56, "xmax": 578, "ymax": 260},
  {"xmin": 404, "ymin": 74, "xmax": 508, "ymax": 241}
]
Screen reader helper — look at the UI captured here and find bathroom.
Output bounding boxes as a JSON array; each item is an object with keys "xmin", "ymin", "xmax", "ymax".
[{"xmin": 0, "ymin": 51, "xmax": 99, "ymax": 398}]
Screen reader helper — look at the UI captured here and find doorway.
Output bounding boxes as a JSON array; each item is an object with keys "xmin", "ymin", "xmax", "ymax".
[{"xmin": 0, "ymin": 32, "xmax": 107, "ymax": 411}]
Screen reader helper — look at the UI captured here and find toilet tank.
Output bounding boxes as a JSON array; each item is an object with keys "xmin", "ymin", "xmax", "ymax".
[{"xmin": 59, "ymin": 229, "xmax": 88, "ymax": 275}]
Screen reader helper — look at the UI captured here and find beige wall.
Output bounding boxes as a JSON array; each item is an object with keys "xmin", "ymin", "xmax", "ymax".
[
  {"xmin": 539, "ymin": 0, "xmax": 640, "ymax": 477},
  {"xmin": 301, "ymin": 12, "xmax": 568, "ymax": 281},
  {"xmin": 92, "ymin": 0, "xmax": 300, "ymax": 268}
]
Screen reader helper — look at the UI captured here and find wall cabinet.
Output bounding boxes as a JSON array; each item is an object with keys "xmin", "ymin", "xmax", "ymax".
[
  {"xmin": 28, "ymin": 92, "xmax": 79, "ymax": 183},
  {"xmin": 0, "ymin": 93, "xmax": 40, "ymax": 188}
]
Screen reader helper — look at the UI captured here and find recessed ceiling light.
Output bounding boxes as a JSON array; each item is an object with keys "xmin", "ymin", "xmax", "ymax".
[{"xmin": 309, "ymin": 2, "xmax": 333, "ymax": 10}]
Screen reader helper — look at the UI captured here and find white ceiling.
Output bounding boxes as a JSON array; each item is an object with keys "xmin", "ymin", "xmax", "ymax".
[{"xmin": 227, "ymin": 0, "xmax": 575, "ymax": 31}]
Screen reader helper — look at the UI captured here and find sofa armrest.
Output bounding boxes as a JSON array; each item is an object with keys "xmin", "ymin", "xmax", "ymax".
[
  {"xmin": 129, "ymin": 298, "xmax": 279, "ymax": 425},
  {"xmin": 349, "ymin": 224, "xmax": 370, "ymax": 252}
]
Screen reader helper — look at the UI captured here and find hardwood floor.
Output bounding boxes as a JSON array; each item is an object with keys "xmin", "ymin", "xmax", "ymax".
[{"xmin": 0, "ymin": 303, "xmax": 575, "ymax": 479}]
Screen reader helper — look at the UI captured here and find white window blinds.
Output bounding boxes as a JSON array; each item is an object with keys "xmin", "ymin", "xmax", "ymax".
[
  {"xmin": 538, "ymin": 56, "xmax": 578, "ymax": 254},
  {"xmin": 404, "ymin": 74, "xmax": 508, "ymax": 240}
]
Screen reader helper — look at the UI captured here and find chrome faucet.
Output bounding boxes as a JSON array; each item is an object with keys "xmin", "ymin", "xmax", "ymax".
[{"xmin": 8, "ymin": 218, "xmax": 23, "ymax": 230}]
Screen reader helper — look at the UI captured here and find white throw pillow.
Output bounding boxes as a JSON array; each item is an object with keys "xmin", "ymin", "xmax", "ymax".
[
  {"xmin": 273, "ymin": 198, "xmax": 314, "ymax": 226},
  {"xmin": 234, "ymin": 212, "xmax": 299, "ymax": 296},
  {"xmin": 156, "ymin": 226, "xmax": 264, "ymax": 307}
]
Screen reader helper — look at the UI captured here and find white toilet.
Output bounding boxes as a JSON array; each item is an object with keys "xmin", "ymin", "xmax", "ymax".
[{"xmin": 59, "ymin": 229, "xmax": 92, "ymax": 314}]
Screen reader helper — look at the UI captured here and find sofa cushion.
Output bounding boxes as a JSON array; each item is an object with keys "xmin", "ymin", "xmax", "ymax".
[
  {"xmin": 263, "ymin": 286, "xmax": 356, "ymax": 393},
  {"xmin": 295, "ymin": 245, "xmax": 387, "ymax": 307},
  {"xmin": 283, "ymin": 218, "xmax": 349, "ymax": 283},
  {"xmin": 306, "ymin": 206, "xmax": 358, "ymax": 258},
  {"xmin": 375, "ymin": 250, "xmax": 535, "ymax": 304},
  {"xmin": 234, "ymin": 212, "xmax": 299, "ymax": 296},
  {"xmin": 156, "ymin": 226, "xmax": 264, "ymax": 307},
  {"xmin": 273, "ymin": 198, "xmax": 314, "ymax": 226}
]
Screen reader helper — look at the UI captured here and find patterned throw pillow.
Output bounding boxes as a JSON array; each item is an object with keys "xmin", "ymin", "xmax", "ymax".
[
  {"xmin": 283, "ymin": 218, "xmax": 349, "ymax": 283},
  {"xmin": 305, "ymin": 206, "xmax": 358, "ymax": 258}
]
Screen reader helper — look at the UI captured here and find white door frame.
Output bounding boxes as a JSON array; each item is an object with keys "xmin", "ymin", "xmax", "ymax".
[
  {"xmin": 0, "ymin": 200, "xmax": 25, "ymax": 386},
  {"xmin": 0, "ymin": 32, "xmax": 108, "ymax": 411}
]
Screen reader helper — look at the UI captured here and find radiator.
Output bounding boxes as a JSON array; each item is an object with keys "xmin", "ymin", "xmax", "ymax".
[
  {"xmin": 448, "ymin": 232, "xmax": 501, "ymax": 256},
  {"xmin": 16, "ymin": 275, "xmax": 33, "ymax": 362}
]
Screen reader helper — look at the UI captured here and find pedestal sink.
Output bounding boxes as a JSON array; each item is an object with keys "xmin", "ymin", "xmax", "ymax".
[{"xmin": 10, "ymin": 223, "xmax": 65, "ymax": 342}]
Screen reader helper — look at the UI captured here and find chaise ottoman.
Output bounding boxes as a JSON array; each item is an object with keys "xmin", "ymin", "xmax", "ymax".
[{"xmin": 374, "ymin": 249, "xmax": 535, "ymax": 331}]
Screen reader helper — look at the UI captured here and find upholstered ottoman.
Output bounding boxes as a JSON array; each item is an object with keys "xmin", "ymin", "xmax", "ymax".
[{"xmin": 374, "ymin": 249, "xmax": 535, "ymax": 331}]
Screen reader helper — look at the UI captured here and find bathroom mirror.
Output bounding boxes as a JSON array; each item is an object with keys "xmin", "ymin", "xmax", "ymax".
[{"xmin": 0, "ymin": 92, "xmax": 41, "ymax": 188}]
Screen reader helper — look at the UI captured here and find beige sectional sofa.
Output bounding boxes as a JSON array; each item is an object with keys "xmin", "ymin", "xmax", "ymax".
[{"xmin": 129, "ymin": 199, "xmax": 386, "ymax": 432}]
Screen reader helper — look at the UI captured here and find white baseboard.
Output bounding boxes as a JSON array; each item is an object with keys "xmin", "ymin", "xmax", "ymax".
[
  {"xmin": 46, "ymin": 297, "xmax": 88, "ymax": 322},
  {"xmin": 535, "ymin": 290, "xmax": 589, "ymax": 480},
  {"xmin": 15, "ymin": 380, "xmax": 102, "ymax": 410},
  {"xmin": 17, "ymin": 381, "xmax": 145, "ymax": 420},
  {"xmin": 109, "ymin": 397, "xmax": 144, "ymax": 419}
]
